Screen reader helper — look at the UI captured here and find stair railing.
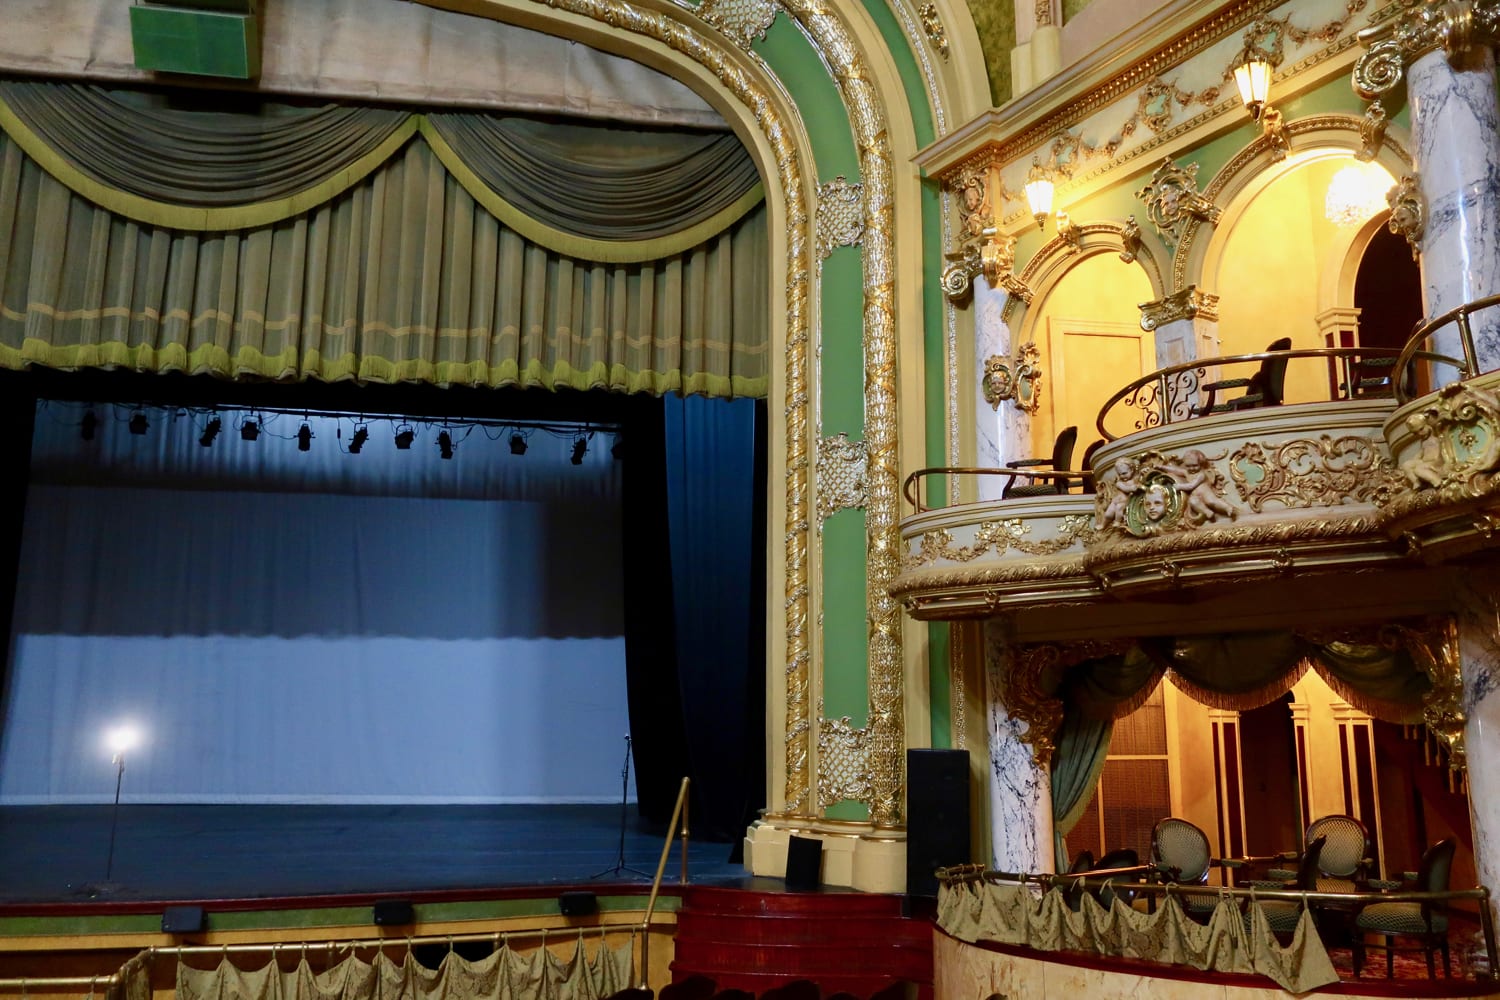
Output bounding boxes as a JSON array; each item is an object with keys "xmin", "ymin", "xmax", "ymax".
[{"xmin": 640, "ymin": 776, "xmax": 691, "ymax": 990}]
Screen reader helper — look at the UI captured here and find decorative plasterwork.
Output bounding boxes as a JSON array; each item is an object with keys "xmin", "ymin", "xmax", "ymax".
[
  {"xmin": 696, "ymin": 0, "xmax": 780, "ymax": 50},
  {"xmin": 1137, "ymin": 159, "xmax": 1221, "ymax": 246},
  {"xmin": 917, "ymin": 3, "xmax": 949, "ymax": 61},
  {"xmin": 1387, "ymin": 173, "xmax": 1425, "ymax": 259},
  {"xmin": 1005, "ymin": 640, "xmax": 1133, "ymax": 767},
  {"xmin": 1357, "ymin": 101, "xmax": 1390, "ymax": 161},
  {"xmin": 981, "ymin": 342, "xmax": 1043, "ymax": 414},
  {"xmin": 817, "ymin": 712, "xmax": 874, "ymax": 808},
  {"xmin": 942, "ymin": 232, "xmax": 1032, "ymax": 303},
  {"xmin": 1392, "ymin": 381, "xmax": 1500, "ymax": 501},
  {"xmin": 1119, "ymin": 215, "xmax": 1144, "ymax": 262},
  {"xmin": 817, "ymin": 432, "xmax": 869, "ymax": 522},
  {"xmin": 1228, "ymin": 435, "xmax": 1403, "ymax": 511},
  {"xmin": 903, "ymin": 514, "xmax": 1095, "ymax": 569},
  {"xmin": 1388, "ymin": 617, "xmax": 1466, "ymax": 774},
  {"xmin": 1139, "ymin": 285, "xmax": 1219, "ymax": 331},
  {"xmin": 1094, "ymin": 448, "xmax": 1241, "ymax": 537},
  {"xmin": 817, "ymin": 176, "xmax": 865, "ymax": 259},
  {"xmin": 1353, "ymin": 0, "xmax": 1500, "ymax": 101}
]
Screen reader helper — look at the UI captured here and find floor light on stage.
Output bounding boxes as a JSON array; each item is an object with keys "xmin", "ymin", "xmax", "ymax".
[{"xmin": 79, "ymin": 722, "xmax": 142, "ymax": 898}]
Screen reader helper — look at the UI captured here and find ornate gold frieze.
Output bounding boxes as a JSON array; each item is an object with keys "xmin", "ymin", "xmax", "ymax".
[
  {"xmin": 817, "ymin": 432, "xmax": 869, "ymax": 522},
  {"xmin": 1394, "ymin": 381, "xmax": 1500, "ymax": 501},
  {"xmin": 917, "ymin": 3, "xmax": 949, "ymax": 60},
  {"xmin": 696, "ymin": 0, "xmax": 781, "ymax": 49},
  {"xmin": 981, "ymin": 342, "xmax": 1043, "ymax": 414},
  {"xmin": 817, "ymin": 712, "xmax": 874, "ymax": 809},
  {"xmin": 1228, "ymin": 435, "xmax": 1403, "ymax": 512},
  {"xmin": 903, "ymin": 514, "xmax": 1095, "ymax": 569},
  {"xmin": 1095, "ymin": 449, "xmax": 1242, "ymax": 537},
  {"xmin": 817, "ymin": 175, "xmax": 865, "ymax": 260},
  {"xmin": 1138, "ymin": 285, "xmax": 1219, "ymax": 330},
  {"xmin": 1086, "ymin": 509, "xmax": 1384, "ymax": 563},
  {"xmin": 1387, "ymin": 173, "xmax": 1425, "ymax": 259},
  {"xmin": 1137, "ymin": 159, "xmax": 1221, "ymax": 246},
  {"xmin": 1353, "ymin": 0, "xmax": 1500, "ymax": 101}
]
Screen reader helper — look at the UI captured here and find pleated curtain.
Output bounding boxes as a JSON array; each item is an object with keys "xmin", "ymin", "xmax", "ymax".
[{"xmin": 0, "ymin": 81, "xmax": 768, "ymax": 398}]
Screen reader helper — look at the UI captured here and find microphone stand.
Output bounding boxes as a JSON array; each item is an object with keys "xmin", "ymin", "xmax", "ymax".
[{"xmin": 593, "ymin": 735, "xmax": 650, "ymax": 879}]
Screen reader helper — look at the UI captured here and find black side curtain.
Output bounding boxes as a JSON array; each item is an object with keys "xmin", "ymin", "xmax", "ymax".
[{"xmin": 0, "ymin": 382, "xmax": 34, "ymax": 750}]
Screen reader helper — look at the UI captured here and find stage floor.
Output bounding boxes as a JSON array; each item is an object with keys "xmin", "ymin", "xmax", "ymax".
[{"xmin": 0, "ymin": 803, "xmax": 747, "ymax": 903}]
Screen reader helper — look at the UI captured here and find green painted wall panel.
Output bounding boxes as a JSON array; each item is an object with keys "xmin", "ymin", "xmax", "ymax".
[
  {"xmin": 826, "ymin": 799, "xmax": 871, "ymax": 821},
  {"xmin": 860, "ymin": 0, "xmax": 936, "ymax": 148},
  {"xmin": 927, "ymin": 621, "xmax": 952, "ymax": 747},
  {"xmin": 820, "ymin": 509, "xmax": 870, "ymax": 724},
  {"xmin": 756, "ymin": 18, "xmax": 860, "ymax": 180},
  {"xmin": 821, "ymin": 247, "xmax": 867, "ymax": 434}
]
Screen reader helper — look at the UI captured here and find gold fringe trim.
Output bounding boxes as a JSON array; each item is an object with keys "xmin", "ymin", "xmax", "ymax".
[
  {"xmin": 1305, "ymin": 657, "xmax": 1425, "ymax": 725},
  {"xmin": 1163, "ymin": 657, "xmax": 1309, "ymax": 713},
  {"xmin": 1106, "ymin": 666, "xmax": 1168, "ymax": 722}
]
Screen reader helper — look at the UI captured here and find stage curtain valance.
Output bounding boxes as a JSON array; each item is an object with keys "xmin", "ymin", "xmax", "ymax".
[
  {"xmin": 0, "ymin": 79, "xmax": 765, "ymax": 263},
  {"xmin": 0, "ymin": 131, "xmax": 769, "ymax": 396},
  {"xmin": 1063, "ymin": 630, "xmax": 1431, "ymax": 725},
  {"xmin": 175, "ymin": 931, "xmax": 634, "ymax": 1000}
]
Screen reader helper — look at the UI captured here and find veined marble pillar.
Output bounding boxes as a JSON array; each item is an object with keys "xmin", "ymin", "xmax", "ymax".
[
  {"xmin": 974, "ymin": 277, "xmax": 1033, "ymax": 501},
  {"xmin": 1456, "ymin": 577, "xmax": 1500, "ymax": 922},
  {"xmin": 983, "ymin": 620, "xmax": 1055, "ymax": 874},
  {"xmin": 1409, "ymin": 45, "xmax": 1500, "ymax": 371}
]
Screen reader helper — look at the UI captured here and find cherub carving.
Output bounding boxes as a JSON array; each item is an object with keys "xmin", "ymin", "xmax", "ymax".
[
  {"xmin": 1095, "ymin": 457, "xmax": 1142, "ymax": 530},
  {"xmin": 1401, "ymin": 411, "xmax": 1448, "ymax": 489},
  {"xmin": 1163, "ymin": 448, "xmax": 1239, "ymax": 523}
]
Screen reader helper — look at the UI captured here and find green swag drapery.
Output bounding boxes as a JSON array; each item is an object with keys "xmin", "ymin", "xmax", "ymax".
[
  {"xmin": 1049, "ymin": 630, "xmax": 1433, "ymax": 854},
  {"xmin": 0, "ymin": 81, "xmax": 768, "ymax": 397}
]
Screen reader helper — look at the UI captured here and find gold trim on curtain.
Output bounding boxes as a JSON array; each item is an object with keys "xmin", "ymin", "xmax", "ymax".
[{"xmin": 0, "ymin": 134, "xmax": 769, "ymax": 397}]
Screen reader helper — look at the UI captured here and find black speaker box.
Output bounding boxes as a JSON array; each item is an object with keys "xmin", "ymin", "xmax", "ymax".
[
  {"xmin": 161, "ymin": 905, "xmax": 205, "ymax": 934},
  {"xmin": 372, "ymin": 900, "xmax": 415, "ymax": 926},
  {"xmin": 559, "ymin": 890, "xmax": 598, "ymax": 916},
  {"xmin": 906, "ymin": 748, "xmax": 970, "ymax": 899},
  {"xmin": 785, "ymin": 834, "xmax": 823, "ymax": 889}
]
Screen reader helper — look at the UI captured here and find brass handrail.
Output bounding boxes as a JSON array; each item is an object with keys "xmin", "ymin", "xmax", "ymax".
[
  {"xmin": 902, "ymin": 465, "xmax": 1092, "ymax": 514},
  {"xmin": 639, "ymin": 776, "xmax": 690, "ymax": 990},
  {"xmin": 1393, "ymin": 292, "xmax": 1500, "ymax": 402},
  {"xmin": 1094, "ymin": 345, "xmax": 1461, "ymax": 442}
]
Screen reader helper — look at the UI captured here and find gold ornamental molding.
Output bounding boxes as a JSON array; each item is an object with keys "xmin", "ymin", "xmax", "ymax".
[
  {"xmin": 902, "ymin": 514, "xmax": 1094, "ymax": 570},
  {"xmin": 1387, "ymin": 173, "xmax": 1425, "ymax": 259},
  {"xmin": 1229, "ymin": 435, "xmax": 1403, "ymax": 512},
  {"xmin": 1136, "ymin": 158, "xmax": 1220, "ymax": 247},
  {"xmin": 817, "ymin": 713, "xmax": 874, "ymax": 808},
  {"xmin": 1007, "ymin": 640, "xmax": 1134, "ymax": 767},
  {"xmin": 917, "ymin": 2, "xmax": 949, "ymax": 61},
  {"xmin": 1353, "ymin": 0, "xmax": 1500, "ymax": 101},
  {"xmin": 817, "ymin": 432, "xmax": 869, "ymax": 523},
  {"xmin": 696, "ymin": 0, "xmax": 780, "ymax": 50},
  {"xmin": 817, "ymin": 175, "xmax": 865, "ymax": 260},
  {"xmin": 1094, "ymin": 448, "xmax": 1241, "ymax": 538},
  {"xmin": 1392, "ymin": 381, "xmax": 1500, "ymax": 501},
  {"xmin": 1388, "ymin": 617, "xmax": 1467, "ymax": 775},
  {"xmin": 1138, "ymin": 285, "xmax": 1219, "ymax": 331},
  {"xmin": 980, "ymin": 342, "xmax": 1043, "ymax": 414}
]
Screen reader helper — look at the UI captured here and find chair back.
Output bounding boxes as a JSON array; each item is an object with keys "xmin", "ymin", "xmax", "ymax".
[
  {"xmin": 1261, "ymin": 337, "xmax": 1293, "ymax": 405},
  {"xmin": 1419, "ymin": 838, "xmax": 1457, "ymax": 893},
  {"xmin": 1048, "ymin": 426, "xmax": 1079, "ymax": 491},
  {"xmin": 1304, "ymin": 814, "xmax": 1369, "ymax": 879},
  {"xmin": 1093, "ymin": 847, "xmax": 1140, "ymax": 909},
  {"xmin": 1078, "ymin": 438, "xmax": 1105, "ymax": 494},
  {"xmin": 1067, "ymin": 850, "xmax": 1096, "ymax": 875},
  {"xmin": 1151, "ymin": 818, "xmax": 1211, "ymax": 884},
  {"xmin": 1294, "ymin": 835, "xmax": 1327, "ymax": 891}
]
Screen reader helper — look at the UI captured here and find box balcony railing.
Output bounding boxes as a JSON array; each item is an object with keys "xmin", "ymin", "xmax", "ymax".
[{"xmin": 1392, "ymin": 292, "xmax": 1500, "ymax": 402}]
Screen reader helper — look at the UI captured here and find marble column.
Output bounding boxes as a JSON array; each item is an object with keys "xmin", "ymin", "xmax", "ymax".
[
  {"xmin": 974, "ymin": 277, "xmax": 1033, "ymax": 501},
  {"xmin": 1409, "ymin": 45, "xmax": 1500, "ymax": 372},
  {"xmin": 1456, "ymin": 573, "xmax": 1500, "ymax": 924},
  {"xmin": 1139, "ymin": 287, "xmax": 1220, "ymax": 424},
  {"xmin": 983, "ymin": 620, "xmax": 1055, "ymax": 874}
]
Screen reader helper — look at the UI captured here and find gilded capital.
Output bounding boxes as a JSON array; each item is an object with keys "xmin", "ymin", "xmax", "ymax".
[
  {"xmin": 1354, "ymin": 0, "xmax": 1500, "ymax": 100},
  {"xmin": 1138, "ymin": 285, "xmax": 1219, "ymax": 331}
]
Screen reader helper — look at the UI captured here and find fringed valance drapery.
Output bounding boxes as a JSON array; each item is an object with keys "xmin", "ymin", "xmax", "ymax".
[
  {"xmin": 937, "ymin": 880, "xmax": 1339, "ymax": 994},
  {"xmin": 1063, "ymin": 630, "xmax": 1432, "ymax": 724},
  {"xmin": 0, "ymin": 131, "xmax": 770, "ymax": 397},
  {"xmin": 175, "ymin": 931, "xmax": 635, "ymax": 1000},
  {"xmin": 0, "ymin": 79, "xmax": 766, "ymax": 262}
]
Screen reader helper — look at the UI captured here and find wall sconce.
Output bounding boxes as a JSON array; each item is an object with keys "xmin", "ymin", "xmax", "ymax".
[
  {"xmin": 1024, "ymin": 158, "xmax": 1054, "ymax": 230},
  {"xmin": 1233, "ymin": 51, "xmax": 1288, "ymax": 161}
]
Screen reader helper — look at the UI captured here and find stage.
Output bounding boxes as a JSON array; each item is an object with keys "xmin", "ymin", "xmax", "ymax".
[{"xmin": 0, "ymin": 803, "xmax": 746, "ymax": 903}]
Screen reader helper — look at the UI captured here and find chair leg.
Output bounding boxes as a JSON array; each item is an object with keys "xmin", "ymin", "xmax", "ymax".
[
  {"xmin": 1386, "ymin": 936, "xmax": 1395, "ymax": 978},
  {"xmin": 1352, "ymin": 935, "xmax": 1364, "ymax": 978},
  {"xmin": 1426, "ymin": 942, "xmax": 1436, "ymax": 979},
  {"xmin": 1442, "ymin": 939, "xmax": 1451, "ymax": 978}
]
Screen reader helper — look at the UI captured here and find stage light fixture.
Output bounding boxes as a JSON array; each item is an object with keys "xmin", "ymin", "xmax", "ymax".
[
  {"xmin": 128, "ymin": 410, "xmax": 149, "ymax": 435},
  {"xmin": 611, "ymin": 436, "xmax": 624, "ymax": 461},
  {"xmin": 509, "ymin": 433, "xmax": 527, "ymax": 456},
  {"xmin": 394, "ymin": 425, "xmax": 415, "ymax": 450},
  {"xmin": 348, "ymin": 425, "xmax": 369, "ymax": 454},
  {"xmin": 199, "ymin": 417, "xmax": 221, "ymax": 448},
  {"xmin": 570, "ymin": 437, "xmax": 588, "ymax": 465},
  {"xmin": 80, "ymin": 410, "xmax": 97, "ymax": 441},
  {"xmin": 240, "ymin": 417, "xmax": 261, "ymax": 441},
  {"xmin": 297, "ymin": 422, "xmax": 313, "ymax": 452},
  {"xmin": 437, "ymin": 430, "xmax": 454, "ymax": 460}
]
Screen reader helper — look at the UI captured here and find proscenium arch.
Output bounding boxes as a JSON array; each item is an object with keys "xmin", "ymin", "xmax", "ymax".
[
  {"xmin": 1173, "ymin": 114, "xmax": 1413, "ymax": 297},
  {"xmin": 411, "ymin": 0, "xmax": 913, "ymax": 831}
]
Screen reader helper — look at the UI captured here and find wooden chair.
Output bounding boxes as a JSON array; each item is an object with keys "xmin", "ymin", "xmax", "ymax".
[
  {"xmin": 1245, "ymin": 835, "xmax": 1326, "ymax": 941},
  {"xmin": 1077, "ymin": 438, "xmax": 1106, "ymax": 494},
  {"xmin": 1002, "ymin": 426, "xmax": 1077, "ymax": 498},
  {"xmin": 1259, "ymin": 814, "xmax": 1372, "ymax": 893},
  {"xmin": 1151, "ymin": 818, "xmax": 1240, "ymax": 922},
  {"xmin": 1353, "ymin": 839, "xmax": 1458, "ymax": 979},
  {"xmin": 1194, "ymin": 337, "xmax": 1292, "ymax": 415}
]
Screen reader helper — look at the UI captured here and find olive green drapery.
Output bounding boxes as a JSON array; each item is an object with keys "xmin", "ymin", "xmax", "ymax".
[
  {"xmin": 175, "ymin": 932, "xmax": 634, "ymax": 1000},
  {"xmin": 1050, "ymin": 704, "xmax": 1112, "ymax": 868},
  {"xmin": 0, "ymin": 131, "xmax": 769, "ymax": 396}
]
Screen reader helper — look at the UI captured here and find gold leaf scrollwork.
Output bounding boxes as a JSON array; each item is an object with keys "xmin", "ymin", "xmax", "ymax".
[
  {"xmin": 981, "ymin": 342, "xmax": 1043, "ymax": 414},
  {"xmin": 1387, "ymin": 618, "xmax": 1466, "ymax": 775},
  {"xmin": 1136, "ymin": 158, "xmax": 1221, "ymax": 246},
  {"xmin": 1396, "ymin": 381, "xmax": 1500, "ymax": 501},
  {"xmin": 1228, "ymin": 435, "xmax": 1402, "ymax": 512},
  {"xmin": 1138, "ymin": 285, "xmax": 1218, "ymax": 331},
  {"xmin": 816, "ymin": 432, "xmax": 868, "ymax": 522},
  {"xmin": 917, "ymin": 2, "xmax": 949, "ymax": 59},
  {"xmin": 1009, "ymin": 646, "xmax": 1066, "ymax": 768},
  {"xmin": 696, "ymin": 0, "xmax": 780, "ymax": 50},
  {"xmin": 817, "ymin": 713, "xmax": 873, "ymax": 809},
  {"xmin": 1387, "ymin": 174, "xmax": 1425, "ymax": 259},
  {"xmin": 1353, "ymin": 0, "xmax": 1500, "ymax": 101},
  {"xmin": 1119, "ymin": 215, "xmax": 1143, "ymax": 264},
  {"xmin": 816, "ymin": 175, "xmax": 865, "ymax": 260},
  {"xmin": 1357, "ymin": 101, "xmax": 1389, "ymax": 162},
  {"xmin": 903, "ymin": 514, "xmax": 1096, "ymax": 569}
]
